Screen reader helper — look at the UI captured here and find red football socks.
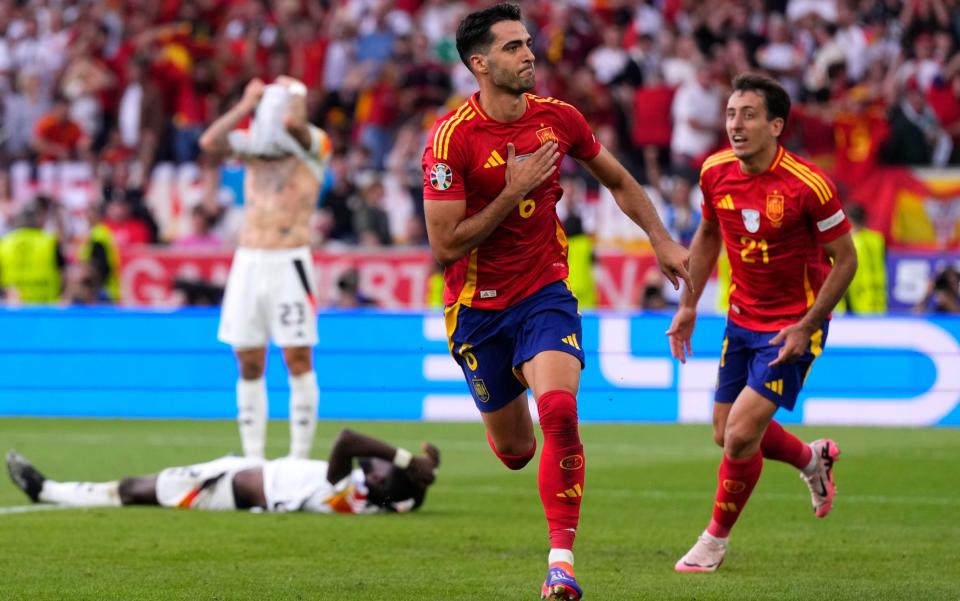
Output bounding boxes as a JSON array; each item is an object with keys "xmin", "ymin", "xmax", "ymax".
[
  {"xmin": 761, "ymin": 420, "xmax": 812, "ymax": 470},
  {"xmin": 536, "ymin": 389, "xmax": 584, "ymax": 551},
  {"xmin": 486, "ymin": 430, "xmax": 536, "ymax": 470},
  {"xmin": 707, "ymin": 451, "xmax": 763, "ymax": 539}
]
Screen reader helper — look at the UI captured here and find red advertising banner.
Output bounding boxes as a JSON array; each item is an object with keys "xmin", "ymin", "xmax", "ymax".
[{"xmin": 119, "ymin": 247, "xmax": 660, "ymax": 308}]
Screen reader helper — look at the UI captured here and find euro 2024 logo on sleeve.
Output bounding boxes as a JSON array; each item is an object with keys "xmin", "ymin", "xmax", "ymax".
[{"xmin": 430, "ymin": 163, "xmax": 453, "ymax": 191}]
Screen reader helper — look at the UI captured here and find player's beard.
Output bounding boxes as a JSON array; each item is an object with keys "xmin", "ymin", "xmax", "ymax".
[{"xmin": 491, "ymin": 62, "xmax": 535, "ymax": 94}]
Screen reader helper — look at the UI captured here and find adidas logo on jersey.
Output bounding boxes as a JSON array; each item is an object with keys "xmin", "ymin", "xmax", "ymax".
[
  {"xmin": 483, "ymin": 150, "xmax": 506, "ymax": 168},
  {"xmin": 716, "ymin": 194, "xmax": 735, "ymax": 209}
]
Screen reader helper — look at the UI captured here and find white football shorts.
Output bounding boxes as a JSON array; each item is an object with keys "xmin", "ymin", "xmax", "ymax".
[
  {"xmin": 155, "ymin": 456, "xmax": 263, "ymax": 511},
  {"xmin": 217, "ymin": 247, "xmax": 319, "ymax": 348}
]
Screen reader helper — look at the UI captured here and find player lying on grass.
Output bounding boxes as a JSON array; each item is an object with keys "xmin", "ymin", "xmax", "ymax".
[{"xmin": 7, "ymin": 429, "xmax": 439, "ymax": 514}]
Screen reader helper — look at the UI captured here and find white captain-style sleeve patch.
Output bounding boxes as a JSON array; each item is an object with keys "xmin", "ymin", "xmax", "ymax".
[{"xmin": 817, "ymin": 209, "xmax": 846, "ymax": 232}]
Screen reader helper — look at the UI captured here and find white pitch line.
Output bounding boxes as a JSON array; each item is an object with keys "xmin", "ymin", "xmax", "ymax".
[{"xmin": 0, "ymin": 504, "xmax": 74, "ymax": 516}]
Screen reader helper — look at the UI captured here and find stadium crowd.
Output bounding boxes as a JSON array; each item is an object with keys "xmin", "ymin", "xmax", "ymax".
[{"xmin": 0, "ymin": 0, "xmax": 958, "ymax": 307}]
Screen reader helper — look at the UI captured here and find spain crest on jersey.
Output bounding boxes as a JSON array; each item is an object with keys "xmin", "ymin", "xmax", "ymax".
[
  {"xmin": 741, "ymin": 209, "xmax": 761, "ymax": 233},
  {"xmin": 536, "ymin": 126, "xmax": 559, "ymax": 145},
  {"xmin": 766, "ymin": 192, "xmax": 785, "ymax": 227},
  {"xmin": 430, "ymin": 163, "xmax": 453, "ymax": 190}
]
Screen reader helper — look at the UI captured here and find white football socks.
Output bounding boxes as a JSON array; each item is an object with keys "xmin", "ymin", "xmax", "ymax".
[
  {"xmin": 548, "ymin": 548, "xmax": 574, "ymax": 567},
  {"xmin": 40, "ymin": 480, "xmax": 121, "ymax": 507},
  {"xmin": 288, "ymin": 371, "xmax": 319, "ymax": 459},
  {"xmin": 237, "ymin": 377, "xmax": 267, "ymax": 459},
  {"xmin": 802, "ymin": 444, "xmax": 818, "ymax": 475}
]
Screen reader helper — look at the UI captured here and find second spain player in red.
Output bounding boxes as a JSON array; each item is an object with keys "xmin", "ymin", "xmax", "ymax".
[
  {"xmin": 668, "ymin": 74, "xmax": 857, "ymax": 573},
  {"xmin": 423, "ymin": 4, "xmax": 691, "ymax": 600}
]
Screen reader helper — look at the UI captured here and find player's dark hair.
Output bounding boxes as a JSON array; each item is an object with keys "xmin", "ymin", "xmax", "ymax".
[
  {"xmin": 846, "ymin": 204, "xmax": 867, "ymax": 226},
  {"xmin": 456, "ymin": 3, "xmax": 523, "ymax": 71},
  {"xmin": 360, "ymin": 444, "xmax": 440, "ymax": 512},
  {"xmin": 731, "ymin": 73, "xmax": 791, "ymax": 130}
]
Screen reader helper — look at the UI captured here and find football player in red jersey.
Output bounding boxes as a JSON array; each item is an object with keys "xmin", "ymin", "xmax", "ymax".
[
  {"xmin": 667, "ymin": 74, "xmax": 858, "ymax": 573},
  {"xmin": 421, "ymin": 4, "xmax": 691, "ymax": 599}
]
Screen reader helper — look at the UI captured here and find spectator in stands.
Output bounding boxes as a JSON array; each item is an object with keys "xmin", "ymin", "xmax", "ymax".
[
  {"xmin": 755, "ymin": 14, "xmax": 805, "ymax": 99},
  {"xmin": 0, "ymin": 171, "xmax": 16, "ymax": 237},
  {"xmin": 319, "ymin": 154, "xmax": 359, "ymax": 243},
  {"xmin": 915, "ymin": 264, "xmax": 960, "ymax": 314},
  {"xmin": 333, "ymin": 268, "xmax": 377, "ymax": 308},
  {"xmin": 587, "ymin": 26, "xmax": 629, "ymax": 87},
  {"xmin": 31, "ymin": 93, "xmax": 87, "ymax": 163},
  {"xmin": 118, "ymin": 56, "xmax": 164, "ymax": 172},
  {"xmin": 175, "ymin": 205, "xmax": 222, "ymax": 249},
  {"xmin": 0, "ymin": 199, "xmax": 64, "ymax": 305},
  {"xmin": 882, "ymin": 77, "xmax": 953, "ymax": 166},
  {"xmin": 663, "ymin": 175, "xmax": 700, "ymax": 247},
  {"xmin": 103, "ymin": 197, "xmax": 152, "ymax": 247},
  {"xmin": 927, "ymin": 63, "xmax": 960, "ymax": 164},
  {"xmin": 351, "ymin": 175, "xmax": 392, "ymax": 247},
  {"xmin": 2, "ymin": 71, "xmax": 50, "ymax": 164},
  {"xmin": 670, "ymin": 62, "xmax": 723, "ymax": 172},
  {"xmin": 172, "ymin": 59, "xmax": 218, "ymax": 164}
]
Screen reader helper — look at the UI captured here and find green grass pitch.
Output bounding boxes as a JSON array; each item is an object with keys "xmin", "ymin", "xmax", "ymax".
[{"xmin": 1, "ymin": 418, "xmax": 958, "ymax": 600}]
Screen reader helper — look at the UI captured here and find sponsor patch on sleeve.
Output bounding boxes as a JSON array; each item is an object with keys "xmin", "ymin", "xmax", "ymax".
[{"xmin": 817, "ymin": 209, "xmax": 846, "ymax": 232}]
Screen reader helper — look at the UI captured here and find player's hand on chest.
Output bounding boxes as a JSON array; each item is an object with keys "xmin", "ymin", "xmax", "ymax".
[{"xmin": 468, "ymin": 123, "xmax": 567, "ymax": 198}]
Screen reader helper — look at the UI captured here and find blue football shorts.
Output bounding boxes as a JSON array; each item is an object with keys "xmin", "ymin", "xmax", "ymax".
[
  {"xmin": 444, "ymin": 281, "xmax": 585, "ymax": 412},
  {"xmin": 715, "ymin": 319, "xmax": 829, "ymax": 411}
]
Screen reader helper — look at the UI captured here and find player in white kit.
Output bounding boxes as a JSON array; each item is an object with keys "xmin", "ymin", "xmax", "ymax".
[
  {"xmin": 199, "ymin": 76, "xmax": 333, "ymax": 459},
  {"xmin": 7, "ymin": 429, "xmax": 440, "ymax": 515}
]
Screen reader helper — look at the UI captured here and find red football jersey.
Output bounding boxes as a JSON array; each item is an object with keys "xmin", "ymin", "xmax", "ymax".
[
  {"xmin": 700, "ymin": 146, "xmax": 851, "ymax": 331},
  {"xmin": 422, "ymin": 93, "xmax": 601, "ymax": 309}
]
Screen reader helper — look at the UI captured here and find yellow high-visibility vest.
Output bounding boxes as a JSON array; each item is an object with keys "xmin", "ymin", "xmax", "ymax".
[
  {"xmin": 566, "ymin": 234, "xmax": 596, "ymax": 310},
  {"xmin": 78, "ymin": 223, "xmax": 121, "ymax": 302},
  {"xmin": 840, "ymin": 228, "xmax": 887, "ymax": 314},
  {"xmin": 0, "ymin": 227, "xmax": 61, "ymax": 303}
]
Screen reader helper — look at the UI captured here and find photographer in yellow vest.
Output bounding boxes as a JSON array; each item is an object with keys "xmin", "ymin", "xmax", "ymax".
[
  {"xmin": 77, "ymin": 204, "xmax": 121, "ymax": 303},
  {"xmin": 0, "ymin": 199, "xmax": 65, "ymax": 304}
]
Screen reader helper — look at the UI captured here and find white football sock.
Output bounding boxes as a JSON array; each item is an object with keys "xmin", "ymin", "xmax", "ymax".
[
  {"xmin": 288, "ymin": 371, "xmax": 319, "ymax": 459},
  {"xmin": 237, "ymin": 377, "xmax": 267, "ymax": 459},
  {"xmin": 40, "ymin": 480, "xmax": 121, "ymax": 507},
  {"xmin": 548, "ymin": 548, "xmax": 574, "ymax": 567},
  {"xmin": 802, "ymin": 444, "xmax": 818, "ymax": 475}
]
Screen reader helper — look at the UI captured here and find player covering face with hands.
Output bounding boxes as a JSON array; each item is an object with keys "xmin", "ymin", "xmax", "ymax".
[
  {"xmin": 422, "ymin": 4, "xmax": 691, "ymax": 599},
  {"xmin": 667, "ymin": 73, "xmax": 857, "ymax": 573},
  {"xmin": 7, "ymin": 429, "xmax": 439, "ymax": 515},
  {"xmin": 199, "ymin": 76, "xmax": 333, "ymax": 462}
]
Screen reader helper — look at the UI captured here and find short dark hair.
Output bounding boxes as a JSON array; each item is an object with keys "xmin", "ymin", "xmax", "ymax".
[
  {"xmin": 846, "ymin": 203, "xmax": 867, "ymax": 226},
  {"xmin": 359, "ymin": 460, "xmax": 430, "ymax": 512},
  {"xmin": 731, "ymin": 73, "xmax": 791, "ymax": 129},
  {"xmin": 455, "ymin": 3, "xmax": 522, "ymax": 71}
]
